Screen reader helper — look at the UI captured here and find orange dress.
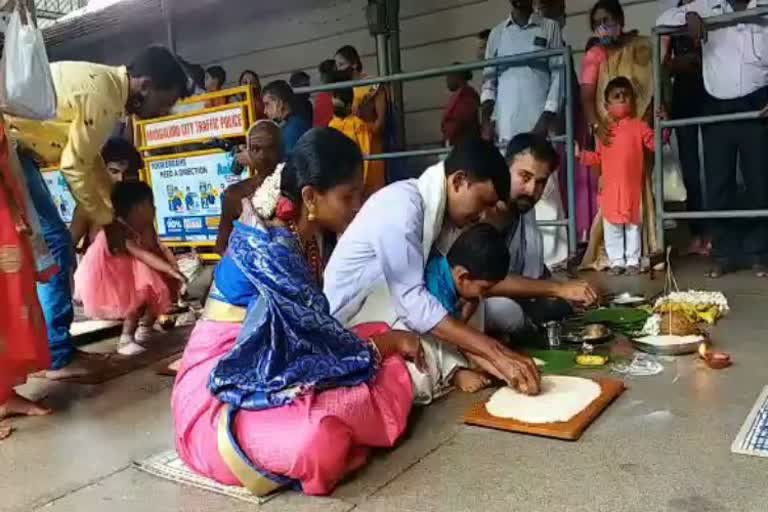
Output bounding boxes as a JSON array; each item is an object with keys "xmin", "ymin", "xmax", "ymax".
[
  {"xmin": 329, "ymin": 115, "xmax": 373, "ymax": 193},
  {"xmin": 580, "ymin": 118, "xmax": 656, "ymax": 226},
  {"xmin": 0, "ymin": 123, "xmax": 51, "ymax": 402}
]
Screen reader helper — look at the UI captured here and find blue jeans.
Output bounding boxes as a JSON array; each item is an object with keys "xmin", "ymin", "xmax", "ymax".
[{"xmin": 19, "ymin": 154, "xmax": 75, "ymax": 369}]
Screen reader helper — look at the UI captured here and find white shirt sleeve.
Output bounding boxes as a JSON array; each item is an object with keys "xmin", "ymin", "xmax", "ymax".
[
  {"xmin": 656, "ymin": 0, "xmax": 714, "ymax": 26},
  {"xmin": 544, "ymin": 21, "xmax": 564, "ymax": 114},
  {"xmin": 481, "ymin": 25, "xmax": 501, "ymax": 104},
  {"xmin": 369, "ymin": 195, "xmax": 449, "ymax": 334}
]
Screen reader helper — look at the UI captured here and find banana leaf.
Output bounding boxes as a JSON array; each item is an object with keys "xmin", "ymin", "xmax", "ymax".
[{"xmin": 577, "ymin": 307, "xmax": 649, "ymax": 335}]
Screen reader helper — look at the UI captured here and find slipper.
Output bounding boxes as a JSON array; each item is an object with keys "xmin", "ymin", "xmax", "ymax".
[{"xmin": 706, "ymin": 262, "xmax": 737, "ymax": 279}]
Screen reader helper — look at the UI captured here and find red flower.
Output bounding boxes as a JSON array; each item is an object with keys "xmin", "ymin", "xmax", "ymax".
[{"xmin": 276, "ymin": 197, "xmax": 297, "ymax": 221}]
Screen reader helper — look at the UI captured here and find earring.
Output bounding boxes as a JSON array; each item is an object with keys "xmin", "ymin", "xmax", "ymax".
[{"xmin": 307, "ymin": 206, "xmax": 316, "ymax": 222}]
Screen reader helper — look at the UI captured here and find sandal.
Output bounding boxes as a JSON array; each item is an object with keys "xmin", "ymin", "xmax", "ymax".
[
  {"xmin": 705, "ymin": 265, "xmax": 723, "ymax": 279},
  {"xmin": 706, "ymin": 261, "xmax": 738, "ymax": 279}
]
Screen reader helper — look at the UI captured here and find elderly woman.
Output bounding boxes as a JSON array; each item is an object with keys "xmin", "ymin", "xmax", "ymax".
[
  {"xmin": 578, "ymin": 0, "xmax": 660, "ymax": 271},
  {"xmin": 172, "ymin": 128, "xmax": 419, "ymax": 496}
]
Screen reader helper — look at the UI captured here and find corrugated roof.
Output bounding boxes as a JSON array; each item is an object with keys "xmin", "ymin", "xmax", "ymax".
[
  {"xmin": 43, "ymin": 0, "xmax": 160, "ymax": 47},
  {"xmin": 41, "ymin": 0, "xmax": 325, "ymax": 50}
]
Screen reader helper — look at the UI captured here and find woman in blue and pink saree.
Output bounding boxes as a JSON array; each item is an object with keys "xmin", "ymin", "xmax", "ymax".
[{"xmin": 171, "ymin": 128, "xmax": 418, "ymax": 496}]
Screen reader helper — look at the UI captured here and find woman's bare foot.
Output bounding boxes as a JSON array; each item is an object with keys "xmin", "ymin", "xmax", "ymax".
[
  {"xmin": 0, "ymin": 423, "xmax": 12, "ymax": 440},
  {"xmin": 451, "ymin": 369, "xmax": 491, "ymax": 393},
  {"xmin": 44, "ymin": 351, "xmax": 112, "ymax": 380},
  {"xmin": 0, "ymin": 392, "xmax": 52, "ymax": 421}
]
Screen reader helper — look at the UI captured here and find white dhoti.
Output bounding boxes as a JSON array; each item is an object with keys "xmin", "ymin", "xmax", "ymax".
[
  {"xmin": 534, "ymin": 173, "xmax": 568, "ymax": 269},
  {"xmin": 347, "ymin": 279, "xmax": 475, "ymax": 404}
]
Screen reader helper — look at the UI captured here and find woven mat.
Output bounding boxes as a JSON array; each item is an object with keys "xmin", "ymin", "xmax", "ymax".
[
  {"xmin": 731, "ymin": 386, "xmax": 768, "ymax": 458},
  {"xmin": 134, "ymin": 450, "xmax": 280, "ymax": 505}
]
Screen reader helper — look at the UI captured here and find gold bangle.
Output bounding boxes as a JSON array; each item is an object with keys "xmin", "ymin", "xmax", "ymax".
[{"xmin": 367, "ymin": 337, "xmax": 383, "ymax": 364}]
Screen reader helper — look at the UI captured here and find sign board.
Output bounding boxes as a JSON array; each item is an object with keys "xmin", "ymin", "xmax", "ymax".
[
  {"xmin": 143, "ymin": 106, "xmax": 245, "ymax": 148},
  {"xmin": 42, "ymin": 169, "xmax": 76, "ymax": 224},
  {"xmin": 147, "ymin": 151, "xmax": 244, "ymax": 242}
]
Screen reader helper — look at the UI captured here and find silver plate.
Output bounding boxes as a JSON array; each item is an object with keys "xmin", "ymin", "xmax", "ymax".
[
  {"xmin": 562, "ymin": 325, "xmax": 614, "ymax": 345},
  {"xmin": 607, "ymin": 293, "xmax": 648, "ymax": 307},
  {"xmin": 632, "ymin": 339, "xmax": 701, "ymax": 356}
]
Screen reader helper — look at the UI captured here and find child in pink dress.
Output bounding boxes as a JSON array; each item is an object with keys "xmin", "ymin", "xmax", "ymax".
[
  {"xmin": 577, "ymin": 76, "xmax": 667, "ymax": 275},
  {"xmin": 74, "ymin": 181, "xmax": 186, "ymax": 355}
]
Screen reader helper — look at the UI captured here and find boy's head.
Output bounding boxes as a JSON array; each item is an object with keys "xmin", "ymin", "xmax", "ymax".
[
  {"xmin": 101, "ymin": 138, "xmax": 144, "ymax": 183},
  {"xmin": 476, "ymin": 29, "xmax": 491, "ymax": 60},
  {"xmin": 262, "ymin": 80, "xmax": 295, "ymax": 122},
  {"xmin": 112, "ymin": 180, "xmax": 155, "ymax": 227},
  {"xmin": 318, "ymin": 59, "xmax": 337, "ymax": 85},
  {"xmin": 205, "ymin": 65, "xmax": 226, "ymax": 92},
  {"xmin": 332, "ymin": 88, "xmax": 354, "ymax": 118},
  {"xmin": 604, "ymin": 76, "xmax": 635, "ymax": 120},
  {"xmin": 447, "ymin": 223, "xmax": 510, "ymax": 300},
  {"xmin": 289, "ymin": 71, "xmax": 310, "ymax": 89},
  {"xmin": 446, "ymin": 64, "xmax": 472, "ymax": 92}
]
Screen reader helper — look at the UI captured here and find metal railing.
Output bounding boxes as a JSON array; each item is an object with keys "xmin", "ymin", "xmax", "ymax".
[
  {"xmin": 294, "ymin": 47, "xmax": 578, "ymax": 254},
  {"xmin": 652, "ymin": 6, "xmax": 768, "ymax": 247}
]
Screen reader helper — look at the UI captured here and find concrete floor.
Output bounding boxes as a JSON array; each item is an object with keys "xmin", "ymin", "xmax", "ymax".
[{"xmin": 2, "ymin": 258, "xmax": 768, "ymax": 512}]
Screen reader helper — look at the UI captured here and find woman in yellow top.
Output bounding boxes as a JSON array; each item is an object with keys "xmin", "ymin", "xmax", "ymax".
[
  {"xmin": 334, "ymin": 46, "xmax": 387, "ymax": 197},
  {"xmin": 329, "ymin": 88, "xmax": 373, "ymax": 194}
]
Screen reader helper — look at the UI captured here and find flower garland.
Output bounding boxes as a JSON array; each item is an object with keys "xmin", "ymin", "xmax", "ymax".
[{"xmin": 249, "ymin": 163, "xmax": 284, "ymax": 219}]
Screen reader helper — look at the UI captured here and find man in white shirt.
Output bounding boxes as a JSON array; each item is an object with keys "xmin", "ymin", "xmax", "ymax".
[
  {"xmin": 481, "ymin": 0, "xmax": 563, "ymax": 146},
  {"xmin": 658, "ymin": 0, "xmax": 768, "ymax": 277},
  {"xmin": 482, "ymin": 0, "xmax": 567, "ymax": 267}
]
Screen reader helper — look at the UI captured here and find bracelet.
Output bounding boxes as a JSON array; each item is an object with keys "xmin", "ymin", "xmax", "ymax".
[{"xmin": 367, "ymin": 337, "xmax": 383, "ymax": 365}]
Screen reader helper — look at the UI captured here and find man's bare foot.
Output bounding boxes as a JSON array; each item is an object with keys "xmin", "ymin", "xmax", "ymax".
[
  {"xmin": 0, "ymin": 392, "xmax": 52, "ymax": 420},
  {"xmin": 452, "ymin": 369, "xmax": 491, "ymax": 393},
  {"xmin": 44, "ymin": 351, "xmax": 112, "ymax": 380}
]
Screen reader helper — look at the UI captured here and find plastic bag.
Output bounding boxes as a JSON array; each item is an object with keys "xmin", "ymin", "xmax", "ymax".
[
  {"xmin": 0, "ymin": 6, "xmax": 57, "ymax": 120},
  {"xmin": 662, "ymin": 136, "xmax": 687, "ymax": 203}
]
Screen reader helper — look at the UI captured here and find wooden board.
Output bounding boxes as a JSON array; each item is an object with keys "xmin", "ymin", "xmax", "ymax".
[{"xmin": 463, "ymin": 377, "xmax": 625, "ymax": 441}]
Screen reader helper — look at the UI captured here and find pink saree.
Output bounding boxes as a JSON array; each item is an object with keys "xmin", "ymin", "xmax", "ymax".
[{"xmin": 171, "ymin": 320, "xmax": 413, "ymax": 496}]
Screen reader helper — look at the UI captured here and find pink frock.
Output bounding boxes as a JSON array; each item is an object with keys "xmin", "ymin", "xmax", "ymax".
[
  {"xmin": 74, "ymin": 230, "xmax": 173, "ymax": 319},
  {"xmin": 171, "ymin": 321, "xmax": 413, "ymax": 496}
]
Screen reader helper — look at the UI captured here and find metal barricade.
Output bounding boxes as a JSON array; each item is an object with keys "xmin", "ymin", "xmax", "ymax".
[
  {"xmin": 294, "ymin": 47, "xmax": 578, "ymax": 255},
  {"xmin": 652, "ymin": 6, "xmax": 768, "ymax": 248}
]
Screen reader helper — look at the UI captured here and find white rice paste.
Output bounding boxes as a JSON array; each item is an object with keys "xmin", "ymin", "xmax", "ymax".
[
  {"xmin": 635, "ymin": 334, "xmax": 704, "ymax": 346},
  {"xmin": 485, "ymin": 376, "xmax": 602, "ymax": 423}
]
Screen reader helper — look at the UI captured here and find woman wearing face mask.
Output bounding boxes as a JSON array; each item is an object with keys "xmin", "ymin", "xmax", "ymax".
[
  {"xmin": 334, "ymin": 45, "xmax": 388, "ymax": 197},
  {"xmin": 578, "ymin": 0, "xmax": 661, "ymax": 272}
]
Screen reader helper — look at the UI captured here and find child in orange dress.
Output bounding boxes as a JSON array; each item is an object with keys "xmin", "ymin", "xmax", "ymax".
[
  {"xmin": 328, "ymin": 88, "xmax": 375, "ymax": 196},
  {"xmin": 74, "ymin": 181, "xmax": 186, "ymax": 356},
  {"xmin": 578, "ymin": 76, "xmax": 668, "ymax": 276}
]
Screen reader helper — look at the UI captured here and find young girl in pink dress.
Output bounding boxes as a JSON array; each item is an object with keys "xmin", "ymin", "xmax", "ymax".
[{"xmin": 74, "ymin": 181, "xmax": 186, "ymax": 355}]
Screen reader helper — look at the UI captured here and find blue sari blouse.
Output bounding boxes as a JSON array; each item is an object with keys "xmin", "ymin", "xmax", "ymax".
[{"xmin": 208, "ymin": 221, "xmax": 377, "ymax": 411}]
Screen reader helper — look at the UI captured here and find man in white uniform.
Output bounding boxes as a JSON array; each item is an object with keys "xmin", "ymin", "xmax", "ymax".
[
  {"xmin": 482, "ymin": 0, "xmax": 567, "ymax": 267},
  {"xmin": 657, "ymin": 0, "xmax": 768, "ymax": 277}
]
